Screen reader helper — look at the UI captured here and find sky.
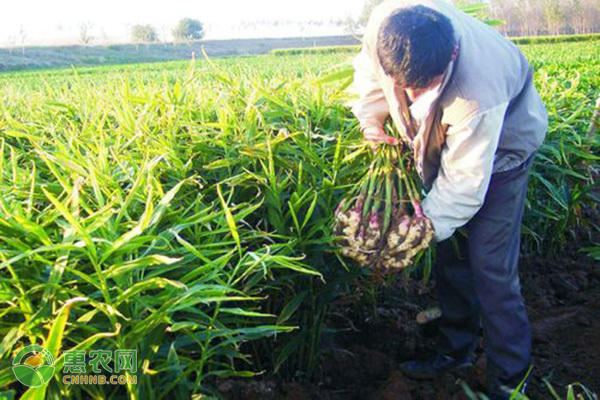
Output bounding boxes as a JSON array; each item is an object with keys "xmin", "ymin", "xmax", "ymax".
[{"xmin": 0, "ymin": 0, "xmax": 365, "ymax": 46}]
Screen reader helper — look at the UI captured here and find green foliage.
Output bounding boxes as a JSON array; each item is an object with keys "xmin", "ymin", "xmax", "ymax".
[
  {"xmin": 459, "ymin": 376, "xmax": 598, "ymax": 399},
  {"xmin": 172, "ymin": 18, "xmax": 205, "ymax": 41},
  {"xmin": 581, "ymin": 245, "xmax": 600, "ymax": 261},
  {"xmin": 269, "ymin": 33, "xmax": 600, "ymax": 58},
  {"xmin": 131, "ymin": 25, "xmax": 159, "ymax": 43},
  {"xmin": 271, "ymin": 45, "xmax": 360, "ymax": 56},
  {"xmin": 511, "ymin": 32, "xmax": 600, "ymax": 44},
  {"xmin": 0, "ymin": 40, "xmax": 598, "ymax": 399},
  {"xmin": 520, "ymin": 41, "xmax": 600, "ymax": 252},
  {"xmin": 0, "ymin": 53, "xmax": 362, "ymax": 398}
]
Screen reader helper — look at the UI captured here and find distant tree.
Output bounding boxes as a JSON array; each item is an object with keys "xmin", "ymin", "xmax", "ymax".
[
  {"xmin": 358, "ymin": 0, "xmax": 384, "ymax": 27},
  {"xmin": 487, "ymin": 0, "xmax": 600, "ymax": 36},
  {"xmin": 7, "ymin": 35, "xmax": 16, "ymax": 55},
  {"xmin": 18, "ymin": 26, "xmax": 27, "ymax": 56},
  {"xmin": 131, "ymin": 24, "xmax": 159, "ymax": 43},
  {"xmin": 565, "ymin": 0, "xmax": 585, "ymax": 33},
  {"xmin": 174, "ymin": 18, "xmax": 204, "ymax": 40},
  {"xmin": 355, "ymin": 0, "xmax": 504, "ymax": 33},
  {"xmin": 331, "ymin": 18, "xmax": 346, "ymax": 27},
  {"xmin": 581, "ymin": 0, "xmax": 600, "ymax": 33},
  {"xmin": 172, "ymin": 18, "xmax": 205, "ymax": 41},
  {"xmin": 79, "ymin": 21, "xmax": 94, "ymax": 45},
  {"xmin": 335, "ymin": 0, "xmax": 384, "ymax": 35},
  {"xmin": 99, "ymin": 28, "xmax": 110, "ymax": 44},
  {"xmin": 344, "ymin": 16, "xmax": 362, "ymax": 35},
  {"xmin": 158, "ymin": 25, "xmax": 171, "ymax": 43},
  {"xmin": 352, "ymin": 0, "xmax": 600, "ymax": 37},
  {"xmin": 543, "ymin": 0, "xmax": 565, "ymax": 34}
]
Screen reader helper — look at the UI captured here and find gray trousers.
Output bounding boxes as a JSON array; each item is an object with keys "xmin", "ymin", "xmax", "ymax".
[{"xmin": 434, "ymin": 153, "xmax": 535, "ymax": 388}]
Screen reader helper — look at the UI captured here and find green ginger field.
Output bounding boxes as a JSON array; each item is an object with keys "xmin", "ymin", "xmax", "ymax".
[{"xmin": 0, "ymin": 40, "xmax": 599, "ymax": 399}]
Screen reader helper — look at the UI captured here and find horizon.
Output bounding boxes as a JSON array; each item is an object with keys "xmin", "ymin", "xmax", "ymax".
[{"xmin": 0, "ymin": 0, "xmax": 365, "ymax": 47}]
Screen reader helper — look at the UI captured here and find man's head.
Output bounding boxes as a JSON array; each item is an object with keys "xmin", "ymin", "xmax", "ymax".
[{"xmin": 376, "ymin": 5, "xmax": 455, "ymax": 89}]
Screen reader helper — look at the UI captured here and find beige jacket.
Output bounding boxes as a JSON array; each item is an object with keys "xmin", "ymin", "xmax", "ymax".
[{"xmin": 350, "ymin": 0, "xmax": 548, "ymax": 241}]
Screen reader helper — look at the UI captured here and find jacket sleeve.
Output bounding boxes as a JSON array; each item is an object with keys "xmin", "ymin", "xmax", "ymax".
[
  {"xmin": 421, "ymin": 102, "xmax": 509, "ymax": 242},
  {"xmin": 349, "ymin": 45, "xmax": 390, "ymax": 131}
]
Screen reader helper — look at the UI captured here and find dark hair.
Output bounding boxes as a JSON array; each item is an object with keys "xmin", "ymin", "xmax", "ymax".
[{"xmin": 376, "ymin": 5, "xmax": 455, "ymax": 88}]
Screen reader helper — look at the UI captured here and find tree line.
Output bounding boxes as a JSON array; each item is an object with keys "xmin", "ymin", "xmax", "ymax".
[
  {"xmin": 356, "ymin": 0, "xmax": 600, "ymax": 37},
  {"xmin": 487, "ymin": 0, "xmax": 600, "ymax": 36},
  {"xmin": 131, "ymin": 19, "xmax": 204, "ymax": 43}
]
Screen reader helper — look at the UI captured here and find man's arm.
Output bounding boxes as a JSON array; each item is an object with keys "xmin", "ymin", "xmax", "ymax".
[
  {"xmin": 421, "ymin": 102, "xmax": 509, "ymax": 242},
  {"xmin": 350, "ymin": 45, "xmax": 390, "ymax": 133}
]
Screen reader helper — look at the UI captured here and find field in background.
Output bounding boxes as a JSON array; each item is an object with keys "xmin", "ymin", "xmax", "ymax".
[
  {"xmin": 270, "ymin": 32, "xmax": 600, "ymax": 56},
  {"xmin": 0, "ymin": 40, "xmax": 598, "ymax": 399},
  {"xmin": 2, "ymin": 32, "xmax": 600, "ymax": 73},
  {"xmin": 0, "ymin": 35, "xmax": 359, "ymax": 72}
]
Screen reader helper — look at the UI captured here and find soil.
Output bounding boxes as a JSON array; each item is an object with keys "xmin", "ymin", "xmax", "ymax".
[{"xmin": 216, "ymin": 236, "xmax": 600, "ymax": 399}]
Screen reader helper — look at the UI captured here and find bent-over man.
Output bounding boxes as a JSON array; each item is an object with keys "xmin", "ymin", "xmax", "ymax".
[{"xmin": 349, "ymin": 1, "xmax": 548, "ymax": 398}]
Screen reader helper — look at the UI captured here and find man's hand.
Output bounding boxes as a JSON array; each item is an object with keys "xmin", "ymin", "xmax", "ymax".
[{"xmin": 363, "ymin": 127, "xmax": 399, "ymax": 150}]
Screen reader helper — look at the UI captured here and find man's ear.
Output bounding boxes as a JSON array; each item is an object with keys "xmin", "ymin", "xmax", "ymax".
[{"xmin": 427, "ymin": 74, "xmax": 444, "ymax": 89}]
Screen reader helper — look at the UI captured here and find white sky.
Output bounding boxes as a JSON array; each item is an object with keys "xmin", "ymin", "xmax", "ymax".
[{"xmin": 0, "ymin": 0, "xmax": 365, "ymax": 46}]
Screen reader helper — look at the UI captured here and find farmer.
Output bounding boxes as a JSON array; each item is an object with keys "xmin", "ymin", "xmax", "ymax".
[{"xmin": 349, "ymin": 0, "xmax": 548, "ymax": 398}]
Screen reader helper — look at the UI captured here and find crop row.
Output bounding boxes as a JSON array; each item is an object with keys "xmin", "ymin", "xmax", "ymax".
[{"xmin": 0, "ymin": 44, "xmax": 598, "ymax": 398}]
